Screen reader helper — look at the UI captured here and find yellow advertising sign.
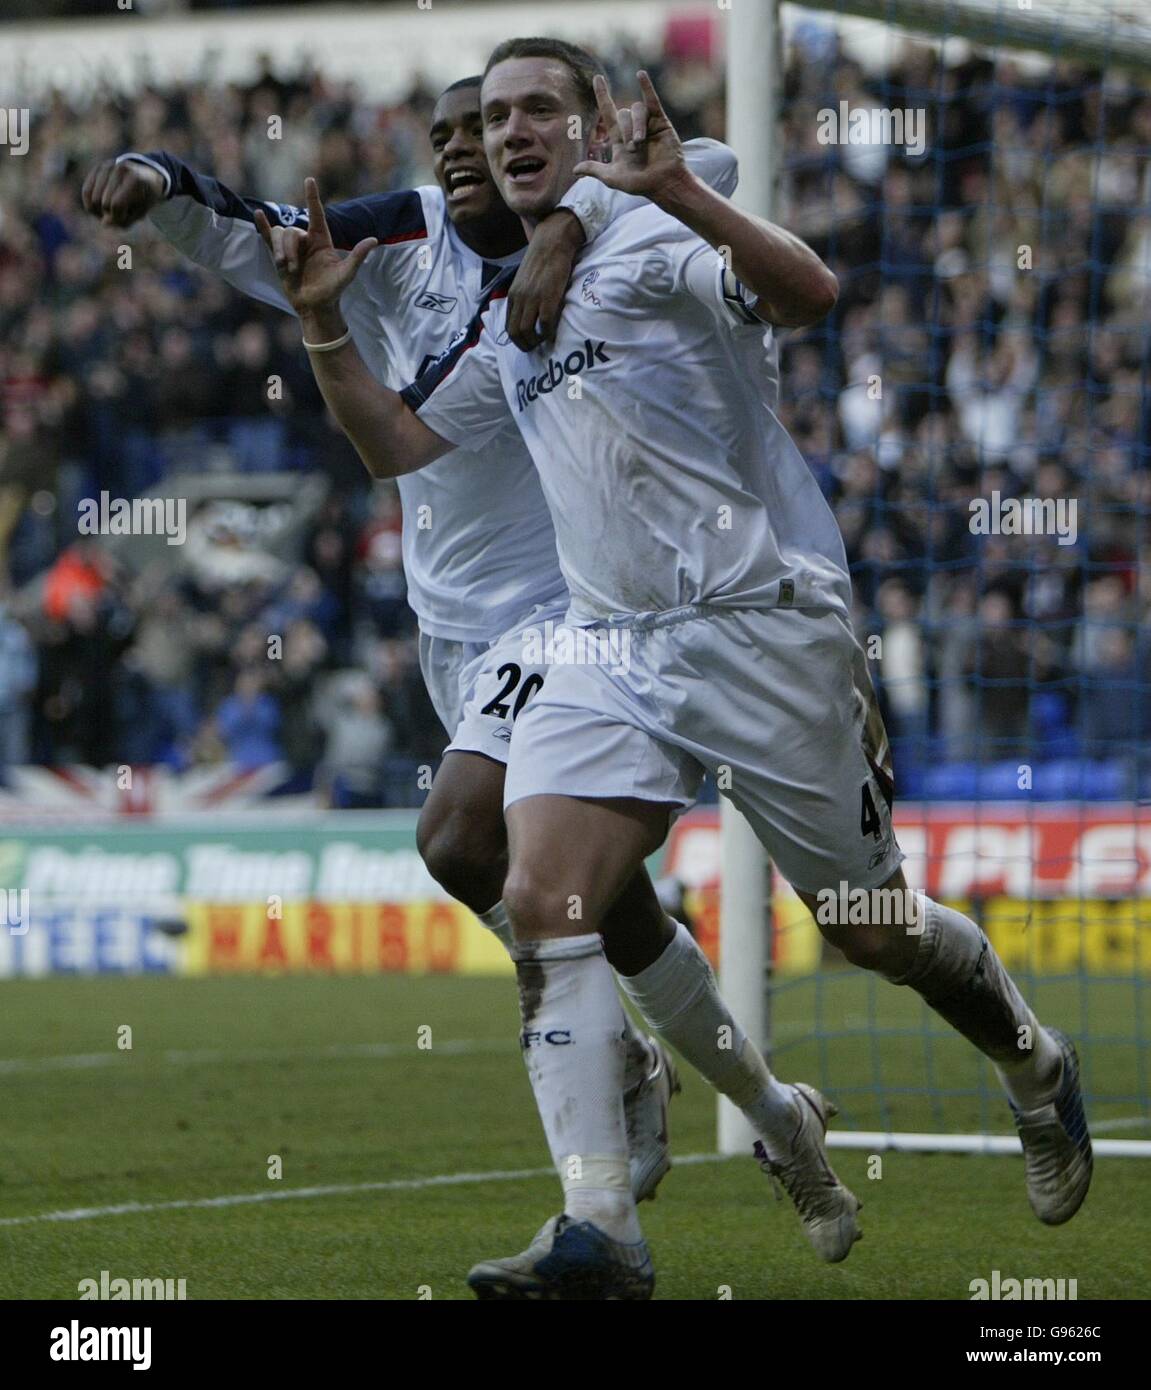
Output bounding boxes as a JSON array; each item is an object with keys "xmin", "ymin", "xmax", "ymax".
[
  {"xmin": 182, "ymin": 901, "xmax": 514, "ymax": 976},
  {"xmin": 685, "ymin": 887, "xmax": 1151, "ymax": 978}
]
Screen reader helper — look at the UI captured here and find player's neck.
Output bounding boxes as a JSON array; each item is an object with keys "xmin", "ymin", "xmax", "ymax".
[
  {"xmin": 453, "ymin": 206, "xmax": 526, "ymax": 260},
  {"xmin": 521, "ymin": 190, "xmax": 576, "ymax": 241}
]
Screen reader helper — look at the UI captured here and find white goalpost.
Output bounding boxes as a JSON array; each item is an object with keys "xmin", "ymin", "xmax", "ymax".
[
  {"xmin": 717, "ymin": 0, "xmax": 781, "ymax": 1158},
  {"xmin": 718, "ymin": 0, "xmax": 1151, "ymax": 1158}
]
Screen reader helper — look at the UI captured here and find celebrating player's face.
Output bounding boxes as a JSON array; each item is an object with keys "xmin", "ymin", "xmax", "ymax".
[
  {"xmin": 429, "ymin": 86, "xmax": 504, "ymax": 227},
  {"xmin": 481, "ymin": 57, "xmax": 595, "ymax": 221}
]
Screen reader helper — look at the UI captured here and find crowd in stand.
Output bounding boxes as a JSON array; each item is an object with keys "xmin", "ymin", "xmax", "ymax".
[
  {"xmin": 774, "ymin": 39, "xmax": 1151, "ymax": 787},
  {"xmin": 1, "ymin": 26, "xmax": 1149, "ymax": 801}
]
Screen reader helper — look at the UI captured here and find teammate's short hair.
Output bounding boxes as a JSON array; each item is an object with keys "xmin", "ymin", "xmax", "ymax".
[
  {"xmin": 441, "ymin": 75, "xmax": 482, "ymax": 96},
  {"xmin": 484, "ymin": 37, "xmax": 603, "ymax": 118}
]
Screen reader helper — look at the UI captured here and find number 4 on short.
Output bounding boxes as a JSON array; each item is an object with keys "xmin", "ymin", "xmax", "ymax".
[{"xmin": 860, "ymin": 782, "xmax": 881, "ymax": 840}]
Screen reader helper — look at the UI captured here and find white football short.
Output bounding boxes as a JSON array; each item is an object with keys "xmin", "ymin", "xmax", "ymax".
[
  {"xmin": 418, "ymin": 630, "xmax": 487, "ymax": 736},
  {"xmin": 419, "ymin": 601, "xmax": 568, "ymax": 764},
  {"xmin": 502, "ymin": 603, "xmax": 904, "ymax": 895}
]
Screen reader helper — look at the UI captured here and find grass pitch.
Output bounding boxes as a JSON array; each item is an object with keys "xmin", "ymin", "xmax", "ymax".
[{"xmin": 1, "ymin": 974, "xmax": 1147, "ymax": 1300}]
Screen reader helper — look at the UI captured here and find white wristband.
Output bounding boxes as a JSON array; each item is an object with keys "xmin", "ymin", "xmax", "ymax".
[{"xmin": 302, "ymin": 328, "xmax": 352, "ymax": 353}]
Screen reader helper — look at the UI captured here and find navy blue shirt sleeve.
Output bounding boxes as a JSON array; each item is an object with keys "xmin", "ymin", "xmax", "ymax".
[{"xmin": 133, "ymin": 150, "xmax": 427, "ymax": 251}]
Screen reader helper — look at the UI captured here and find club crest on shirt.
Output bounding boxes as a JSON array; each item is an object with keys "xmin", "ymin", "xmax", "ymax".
[
  {"xmin": 271, "ymin": 203, "xmax": 306, "ymax": 227},
  {"xmin": 581, "ymin": 269, "xmax": 602, "ymax": 307}
]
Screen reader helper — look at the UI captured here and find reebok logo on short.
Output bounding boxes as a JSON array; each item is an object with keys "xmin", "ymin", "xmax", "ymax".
[{"xmin": 515, "ymin": 339, "xmax": 610, "ymax": 411}]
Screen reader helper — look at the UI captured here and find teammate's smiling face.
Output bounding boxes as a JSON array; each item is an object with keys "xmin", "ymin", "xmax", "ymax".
[
  {"xmin": 430, "ymin": 85, "xmax": 503, "ymax": 227},
  {"xmin": 481, "ymin": 57, "xmax": 598, "ymax": 223}
]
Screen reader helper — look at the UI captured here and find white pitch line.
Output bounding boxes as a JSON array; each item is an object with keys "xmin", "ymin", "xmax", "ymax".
[
  {"xmin": 0, "ymin": 1040, "xmax": 509, "ymax": 1075},
  {"xmin": 0, "ymin": 1153, "xmax": 732, "ymax": 1229},
  {"xmin": 4, "ymin": 1121, "xmax": 1148, "ymax": 1230}
]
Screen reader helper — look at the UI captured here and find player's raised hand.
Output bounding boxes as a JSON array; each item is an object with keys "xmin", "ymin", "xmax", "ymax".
[
  {"xmin": 253, "ymin": 177, "xmax": 378, "ymax": 316},
  {"xmin": 81, "ymin": 159, "xmax": 166, "ymax": 227},
  {"xmin": 572, "ymin": 71, "xmax": 689, "ymax": 200}
]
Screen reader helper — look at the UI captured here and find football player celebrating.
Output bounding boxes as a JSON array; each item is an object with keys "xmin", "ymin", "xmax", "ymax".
[
  {"xmin": 82, "ymin": 77, "xmax": 742, "ymax": 1207},
  {"xmin": 244, "ymin": 39, "xmax": 1091, "ymax": 1300}
]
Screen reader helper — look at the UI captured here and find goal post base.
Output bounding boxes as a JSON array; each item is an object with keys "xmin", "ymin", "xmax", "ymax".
[{"xmin": 823, "ymin": 1131, "xmax": 1151, "ymax": 1159}]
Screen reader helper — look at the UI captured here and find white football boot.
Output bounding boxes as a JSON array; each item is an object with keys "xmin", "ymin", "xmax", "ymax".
[
  {"xmin": 625, "ymin": 1036, "xmax": 681, "ymax": 1202},
  {"xmin": 1010, "ymin": 1028, "xmax": 1093, "ymax": 1226},
  {"xmin": 754, "ymin": 1082, "xmax": 862, "ymax": 1263}
]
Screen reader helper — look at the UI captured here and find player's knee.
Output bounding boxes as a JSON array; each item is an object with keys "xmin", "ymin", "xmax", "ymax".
[
  {"xmin": 502, "ymin": 870, "xmax": 585, "ymax": 943},
  {"xmin": 802, "ymin": 881, "xmax": 912, "ymax": 973},
  {"xmin": 827, "ymin": 921, "xmax": 901, "ymax": 974},
  {"xmin": 416, "ymin": 807, "xmax": 506, "ymax": 911}
]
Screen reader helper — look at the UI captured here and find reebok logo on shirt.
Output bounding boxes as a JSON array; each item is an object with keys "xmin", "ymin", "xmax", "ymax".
[
  {"xmin": 414, "ymin": 290, "xmax": 458, "ymax": 313},
  {"xmin": 514, "ymin": 339, "xmax": 610, "ymax": 411}
]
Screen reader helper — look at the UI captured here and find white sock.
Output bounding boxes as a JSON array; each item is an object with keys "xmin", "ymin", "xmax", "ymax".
[
  {"xmin": 479, "ymin": 900, "xmax": 654, "ymax": 1094},
  {"xmin": 887, "ymin": 897, "xmax": 1062, "ymax": 1109},
  {"xmin": 512, "ymin": 932, "xmax": 641, "ymax": 1244},
  {"xmin": 477, "ymin": 900, "xmax": 514, "ymax": 950},
  {"xmin": 618, "ymin": 920, "xmax": 797, "ymax": 1155}
]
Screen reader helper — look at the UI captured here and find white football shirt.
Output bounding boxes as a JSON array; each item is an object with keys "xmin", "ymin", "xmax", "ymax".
[
  {"xmin": 138, "ymin": 143, "xmax": 740, "ymax": 642},
  {"xmin": 405, "ymin": 203, "xmax": 851, "ymax": 627}
]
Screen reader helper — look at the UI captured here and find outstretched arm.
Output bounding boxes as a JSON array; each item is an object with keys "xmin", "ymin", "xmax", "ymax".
[
  {"xmin": 81, "ymin": 153, "xmax": 427, "ymax": 318},
  {"xmin": 253, "ymin": 179, "xmax": 450, "ymax": 479},
  {"xmin": 572, "ymin": 72, "xmax": 837, "ymax": 329}
]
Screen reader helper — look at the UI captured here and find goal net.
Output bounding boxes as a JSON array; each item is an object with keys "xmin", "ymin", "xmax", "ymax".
[{"xmin": 717, "ymin": 0, "xmax": 1151, "ymax": 1157}]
